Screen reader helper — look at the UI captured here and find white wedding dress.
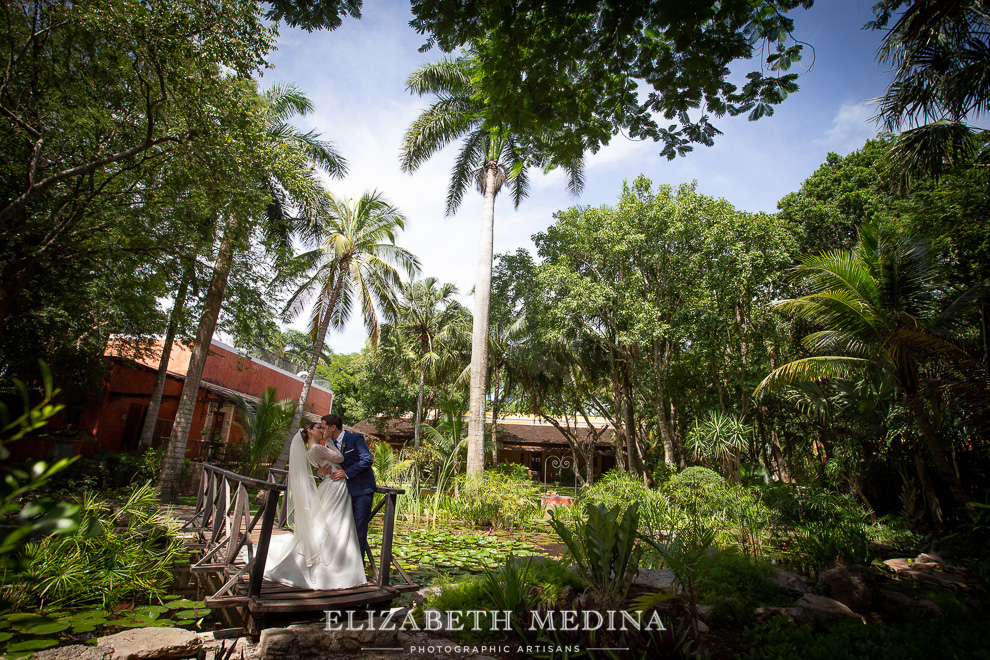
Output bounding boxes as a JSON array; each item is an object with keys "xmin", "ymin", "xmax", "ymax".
[{"xmin": 259, "ymin": 432, "xmax": 367, "ymax": 590}]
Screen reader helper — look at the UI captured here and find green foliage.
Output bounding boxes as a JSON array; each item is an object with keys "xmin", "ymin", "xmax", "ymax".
[
  {"xmin": 743, "ymin": 614, "xmax": 990, "ymax": 660},
  {"xmin": 697, "ymin": 552, "xmax": 787, "ymax": 622},
  {"xmin": 480, "ymin": 553, "xmax": 534, "ymax": 617},
  {"xmin": 231, "ymin": 386, "xmax": 294, "ymax": 476},
  {"xmin": 410, "ymin": 0, "xmax": 811, "ymax": 164},
  {"xmin": 549, "ymin": 502, "xmax": 642, "ymax": 608},
  {"xmin": 580, "ymin": 470, "xmax": 657, "ymax": 511},
  {"xmin": 448, "ymin": 472, "xmax": 541, "ymax": 529},
  {"xmin": 0, "ymin": 365, "xmax": 80, "ymax": 566},
  {"xmin": 11, "ymin": 483, "xmax": 184, "ymax": 610}
]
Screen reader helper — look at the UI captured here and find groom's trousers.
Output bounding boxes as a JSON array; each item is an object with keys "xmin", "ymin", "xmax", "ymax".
[{"xmin": 352, "ymin": 493, "xmax": 373, "ymax": 557}]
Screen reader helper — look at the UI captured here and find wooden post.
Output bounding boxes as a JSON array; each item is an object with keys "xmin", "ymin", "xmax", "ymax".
[
  {"xmin": 378, "ymin": 493, "xmax": 396, "ymax": 587},
  {"xmin": 202, "ymin": 469, "xmax": 216, "ymax": 531},
  {"xmin": 249, "ymin": 487, "xmax": 280, "ymax": 598}
]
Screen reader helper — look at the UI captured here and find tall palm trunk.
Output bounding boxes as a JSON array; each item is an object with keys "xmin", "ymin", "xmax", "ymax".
[
  {"xmin": 158, "ymin": 216, "xmax": 241, "ymax": 504},
  {"xmin": 276, "ymin": 273, "xmax": 345, "ymax": 470},
  {"xmin": 906, "ymin": 393, "xmax": 970, "ymax": 510},
  {"xmin": 466, "ymin": 162, "xmax": 497, "ymax": 476},
  {"xmin": 414, "ymin": 367, "xmax": 425, "ymax": 448},
  {"xmin": 139, "ymin": 264, "xmax": 192, "ymax": 450}
]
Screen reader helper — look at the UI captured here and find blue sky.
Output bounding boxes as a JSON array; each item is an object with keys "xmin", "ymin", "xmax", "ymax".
[{"xmin": 262, "ymin": 0, "xmax": 892, "ymax": 354}]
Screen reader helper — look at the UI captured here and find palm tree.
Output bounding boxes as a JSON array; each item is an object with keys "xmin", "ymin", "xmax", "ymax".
[
  {"xmin": 157, "ymin": 82, "xmax": 345, "ymax": 503},
  {"xmin": 387, "ymin": 278, "xmax": 470, "ymax": 447},
  {"xmin": 755, "ymin": 224, "xmax": 972, "ymax": 511},
  {"xmin": 231, "ymin": 387, "xmax": 295, "ymax": 477},
  {"xmin": 275, "ymin": 191, "xmax": 420, "ymax": 470},
  {"xmin": 400, "ymin": 56, "xmax": 585, "ymax": 475}
]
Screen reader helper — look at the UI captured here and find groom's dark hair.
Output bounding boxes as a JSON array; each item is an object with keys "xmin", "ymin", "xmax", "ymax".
[{"xmin": 322, "ymin": 413, "xmax": 343, "ymax": 430}]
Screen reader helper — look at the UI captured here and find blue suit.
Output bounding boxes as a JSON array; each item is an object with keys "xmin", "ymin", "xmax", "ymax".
[{"xmin": 332, "ymin": 429, "xmax": 376, "ymax": 557}]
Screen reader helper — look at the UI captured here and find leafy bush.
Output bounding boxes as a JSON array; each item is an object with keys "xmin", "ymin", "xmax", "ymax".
[
  {"xmin": 698, "ymin": 551, "xmax": 787, "ymax": 621},
  {"xmin": 549, "ymin": 502, "xmax": 642, "ymax": 608},
  {"xmin": 743, "ymin": 614, "xmax": 990, "ymax": 660},
  {"xmin": 448, "ymin": 471, "xmax": 541, "ymax": 529},
  {"xmin": 12, "ymin": 482, "xmax": 185, "ymax": 609},
  {"xmin": 581, "ymin": 469, "xmax": 656, "ymax": 511}
]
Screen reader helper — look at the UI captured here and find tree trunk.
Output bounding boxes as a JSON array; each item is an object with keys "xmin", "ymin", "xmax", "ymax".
[
  {"xmin": 139, "ymin": 265, "xmax": 192, "ymax": 451},
  {"xmin": 906, "ymin": 393, "xmax": 970, "ymax": 510},
  {"xmin": 275, "ymin": 272, "xmax": 345, "ymax": 471},
  {"xmin": 466, "ymin": 163, "xmax": 497, "ymax": 476},
  {"xmin": 651, "ymin": 339, "xmax": 676, "ymax": 466},
  {"xmin": 622, "ymin": 359, "xmax": 638, "ymax": 476},
  {"xmin": 158, "ymin": 215, "xmax": 241, "ymax": 504},
  {"xmin": 414, "ymin": 367, "xmax": 425, "ymax": 448}
]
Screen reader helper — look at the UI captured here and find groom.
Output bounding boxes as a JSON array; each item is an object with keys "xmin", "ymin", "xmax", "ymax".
[{"xmin": 319, "ymin": 414, "xmax": 376, "ymax": 566}]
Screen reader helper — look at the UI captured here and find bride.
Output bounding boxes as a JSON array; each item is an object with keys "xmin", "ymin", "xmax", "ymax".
[{"xmin": 261, "ymin": 423, "xmax": 367, "ymax": 590}]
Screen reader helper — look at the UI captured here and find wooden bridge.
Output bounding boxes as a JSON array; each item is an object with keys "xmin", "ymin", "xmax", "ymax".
[{"xmin": 181, "ymin": 464, "xmax": 419, "ymax": 635}]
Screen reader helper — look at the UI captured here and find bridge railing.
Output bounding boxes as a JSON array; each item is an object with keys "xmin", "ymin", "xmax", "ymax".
[{"xmin": 181, "ymin": 463, "xmax": 414, "ymax": 602}]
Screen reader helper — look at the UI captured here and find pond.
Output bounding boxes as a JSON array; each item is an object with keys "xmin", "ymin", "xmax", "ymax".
[{"xmin": 0, "ymin": 518, "xmax": 563, "ymax": 657}]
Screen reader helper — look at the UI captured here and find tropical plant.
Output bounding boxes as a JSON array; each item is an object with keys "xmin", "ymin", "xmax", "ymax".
[
  {"xmin": 275, "ymin": 190, "xmax": 421, "ymax": 470},
  {"xmin": 383, "ymin": 277, "xmax": 470, "ymax": 447},
  {"xmin": 371, "ymin": 442, "xmax": 413, "ymax": 487},
  {"xmin": 0, "ymin": 364, "xmax": 80, "ymax": 566},
  {"xmin": 868, "ymin": 0, "xmax": 990, "ymax": 189},
  {"xmin": 231, "ymin": 386, "xmax": 295, "ymax": 476},
  {"xmin": 755, "ymin": 224, "xmax": 977, "ymax": 514},
  {"xmin": 548, "ymin": 502, "xmax": 642, "ymax": 609},
  {"xmin": 400, "ymin": 55, "xmax": 585, "ymax": 476},
  {"xmin": 684, "ymin": 411, "xmax": 751, "ymax": 482},
  {"xmin": 13, "ymin": 483, "xmax": 183, "ymax": 609},
  {"xmin": 159, "ymin": 81, "xmax": 346, "ymax": 503}
]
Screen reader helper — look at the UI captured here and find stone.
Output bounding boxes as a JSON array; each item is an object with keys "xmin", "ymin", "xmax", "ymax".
[
  {"xmin": 258, "ymin": 622, "xmax": 400, "ymax": 659},
  {"xmin": 754, "ymin": 606, "xmax": 812, "ymax": 626},
  {"xmin": 696, "ymin": 604, "xmax": 714, "ymax": 624},
  {"xmin": 96, "ymin": 627, "xmax": 203, "ymax": 660},
  {"xmin": 878, "ymin": 589, "xmax": 945, "ymax": 619},
  {"xmin": 771, "ymin": 567, "xmax": 811, "ymax": 596},
  {"xmin": 883, "ymin": 558, "xmax": 915, "ymax": 574},
  {"xmin": 632, "ymin": 568, "xmax": 676, "ymax": 591},
  {"xmin": 795, "ymin": 593, "xmax": 866, "ymax": 626},
  {"xmin": 916, "ymin": 552, "xmax": 945, "ymax": 567},
  {"xmin": 34, "ymin": 645, "xmax": 113, "ymax": 660},
  {"xmin": 696, "ymin": 620, "xmax": 710, "ymax": 634},
  {"xmin": 818, "ymin": 565, "xmax": 873, "ymax": 610},
  {"xmin": 409, "ymin": 585, "xmax": 442, "ymax": 607}
]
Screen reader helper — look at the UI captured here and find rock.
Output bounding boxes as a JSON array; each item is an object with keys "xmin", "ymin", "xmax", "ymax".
[
  {"xmin": 754, "ymin": 606, "xmax": 812, "ymax": 626},
  {"xmin": 916, "ymin": 552, "xmax": 945, "ymax": 567},
  {"xmin": 772, "ymin": 568, "xmax": 811, "ymax": 596},
  {"xmin": 632, "ymin": 568, "xmax": 676, "ymax": 591},
  {"xmin": 867, "ymin": 542, "xmax": 901, "ymax": 559},
  {"xmin": 696, "ymin": 604, "xmax": 714, "ymax": 624},
  {"xmin": 795, "ymin": 593, "xmax": 866, "ymax": 626},
  {"xmin": 409, "ymin": 585, "xmax": 442, "ymax": 607},
  {"xmin": 96, "ymin": 627, "xmax": 203, "ymax": 660},
  {"xmin": 878, "ymin": 589, "xmax": 945, "ymax": 619},
  {"xmin": 883, "ymin": 558, "xmax": 914, "ymax": 574},
  {"xmin": 258, "ymin": 621, "xmax": 399, "ymax": 659},
  {"xmin": 34, "ymin": 645, "xmax": 113, "ymax": 660},
  {"xmin": 697, "ymin": 620, "xmax": 710, "ymax": 634},
  {"xmin": 818, "ymin": 565, "xmax": 873, "ymax": 609}
]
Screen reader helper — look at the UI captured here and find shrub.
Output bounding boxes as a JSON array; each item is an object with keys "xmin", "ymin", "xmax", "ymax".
[
  {"xmin": 698, "ymin": 551, "xmax": 787, "ymax": 621},
  {"xmin": 12, "ymin": 482, "xmax": 185, "ymax": 609},
  {"xmin": 581, "ymin": 469, "xmax": 656, "ymax": 511},
  {"xmin": 448, "ymin": 471, "xmax": 541, "ymax": 529}
]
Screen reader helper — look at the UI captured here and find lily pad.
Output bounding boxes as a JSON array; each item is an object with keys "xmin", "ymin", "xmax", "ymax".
[
  {"xmin": 6, "ymin": 639, "xmax": 59, "ymax": 651},
  {"xmin": 164, "ymin": 599, "xmax": 203, "ymax": 610},
  {"xmin": 0, "ymin": 631, "xmax": 13, "ymax": 642},
  {"xmin": 71, "ymin": 624, "xmax": 98, "ymax": 633},
  {"xmin": 175, "ymin": 609, "xmax": 211, "ymax": 619},
  {"xmin": 25, "ymin": 622, "xmax": 70, "ymax": 635},
  {"xmin": 174, "ymin": 619, "xmax": 196, "ymax": 626}
]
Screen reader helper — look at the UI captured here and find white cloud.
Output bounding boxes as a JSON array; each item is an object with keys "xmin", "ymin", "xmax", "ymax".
[{"xmin": 821, "ymin": 102, "xmax": 879, "ymax": 153}]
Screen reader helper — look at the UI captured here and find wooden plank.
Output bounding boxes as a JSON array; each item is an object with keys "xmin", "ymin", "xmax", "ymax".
[{"xmin": 247, "ymin": 589, "xmax": 398, "ymax": 614}]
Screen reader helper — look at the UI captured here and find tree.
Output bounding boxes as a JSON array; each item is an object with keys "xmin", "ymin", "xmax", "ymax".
[
  {"xmin": 755, "ymin": 224, "xmax": 975, "ymax": 514},
  {"xmin": 869, "ymin": 0, "xmax": 990, "ymax": 189},
  {"xmin": 409, "ymin": 0, "xmax": 813, "ymax": 166},
  {"xmin": 276, "ymin": 191, "xmax": 420, "ymax": 470},
  {"xmin": 231, "ymin": 386, "xmax": 295, "ymax": 476},
  {"xmin": 158, "ymin": 82, "xmax": 344, "ymax": 503},
  {"xmin": 384, "ymin": 278, "xmax": 470, "ymax": 447},
  {"xmin": 0, "ymin": 0, "xmax": 275, "ymax": 333},
  {"xmin": 400, "ymin": 56, "xmax": 584, "ymax": 475}
]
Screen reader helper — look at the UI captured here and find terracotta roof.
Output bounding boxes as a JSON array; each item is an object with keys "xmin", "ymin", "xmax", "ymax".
[{"xmin": 350, "ymin": 417, "xmax": 615, "ymax": 448}]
